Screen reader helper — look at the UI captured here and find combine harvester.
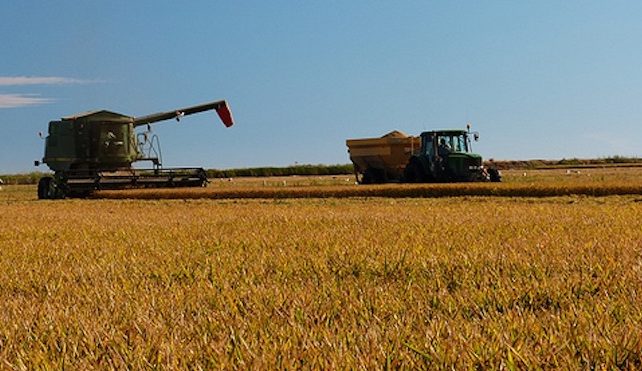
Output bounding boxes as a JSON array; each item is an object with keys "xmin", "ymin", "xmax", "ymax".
[
  {"xmin": 346, "ymin": 126, "xmax": 501, "ymax": 184},
  {"xmin": 35, "ymin": 100, "xmax": 234, "ymax": 199}
]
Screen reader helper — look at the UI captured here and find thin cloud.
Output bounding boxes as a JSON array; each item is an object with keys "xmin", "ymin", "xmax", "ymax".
[
  {"xmin": 0, "ymin": 76, "xmax": 101, "ymax": 108},
  {"xmin": 0, "ymin": 76, "xmax": 98, "ymax": 86},
  {"xmin": 0, "ymin": 94, "xmax": 54, "ymax": 108}
]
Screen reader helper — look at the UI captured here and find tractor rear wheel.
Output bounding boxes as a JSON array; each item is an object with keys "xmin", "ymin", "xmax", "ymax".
[{"xmin": 404, "ymin": 161, "xmax": 426, "ymax": 183}]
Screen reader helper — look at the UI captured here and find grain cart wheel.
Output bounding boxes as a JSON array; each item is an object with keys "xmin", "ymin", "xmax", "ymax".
[{"xmin": 362, "ymin": 168, "xmax": 377, "ymax": 184}]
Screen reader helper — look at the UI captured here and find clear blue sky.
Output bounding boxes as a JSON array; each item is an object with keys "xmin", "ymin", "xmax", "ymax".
[{"xmin": 2, "ymin": 1, "xmax": 641, "ymax": 173}]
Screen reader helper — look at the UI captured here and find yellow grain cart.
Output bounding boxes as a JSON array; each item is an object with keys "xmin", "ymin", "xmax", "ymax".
[{"xmin": 346, "ymin": 131, "xmax": 420, "ymax": 183}]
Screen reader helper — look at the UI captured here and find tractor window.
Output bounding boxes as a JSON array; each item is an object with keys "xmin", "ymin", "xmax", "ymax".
[
  {"xmin": 452, "ymin": 134, "xmax": 466, "ymax": 152},
  {"xmin": 423, "ymin": 135, "xmax": 435, "ymax": 157},
  {"xmin": 445, "ymin": 134, "xmax": 469, "ymax": 153}
]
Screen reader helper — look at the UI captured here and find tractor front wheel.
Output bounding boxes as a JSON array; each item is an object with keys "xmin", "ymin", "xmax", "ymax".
[{"xmin": 488, "ymin": 168, "xmax": 502, "ymax": 182}]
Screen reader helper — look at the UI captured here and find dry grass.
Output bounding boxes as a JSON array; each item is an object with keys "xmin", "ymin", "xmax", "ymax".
[
  {"xmin": 95, "ymin": 182, "xmax": 642, "ymax": 200},
  {"xmin": 1, "ymin": 169, "xmax": 642, "ymax": 368},
  {"xmin": 92, "ymin": 167, "xmax": 642, "ymax": 200}
]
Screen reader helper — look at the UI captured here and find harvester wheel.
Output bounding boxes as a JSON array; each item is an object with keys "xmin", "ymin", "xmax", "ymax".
[{"xmin": 37, "ymin": 177, "xmax": 57, "ymax": 199}]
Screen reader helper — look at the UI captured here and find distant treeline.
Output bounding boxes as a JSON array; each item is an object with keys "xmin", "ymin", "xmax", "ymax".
[
  {"xmin": 2, "ymin": 157, "xmax": 641, "ymax": 184},
  {"xmin": 489, "ymin": 156, "xmax": 642, "ymax": 170},
  {"xmin": 0, "ymin": 172, "xmax": 46, "ymax": 185}
]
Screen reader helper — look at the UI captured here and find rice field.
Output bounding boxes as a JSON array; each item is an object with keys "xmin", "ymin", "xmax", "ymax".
[
  {"xmin": 95, "ymin": 167, "xmax": 642, "ymax": 200},
  {"xmin": 1, "ymin": 167, "xmax": 642, "ymax": 368}
]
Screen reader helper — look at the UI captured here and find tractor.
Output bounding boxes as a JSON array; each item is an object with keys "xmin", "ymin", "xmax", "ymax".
[{"xmin": 346, "ymin": 126, "xmax": 501, "ymax": 184}]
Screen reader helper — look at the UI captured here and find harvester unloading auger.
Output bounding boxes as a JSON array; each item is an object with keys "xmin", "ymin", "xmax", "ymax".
[{"xmin": 35, "ymin": 100, "xmax": 234, "ymax": 199}]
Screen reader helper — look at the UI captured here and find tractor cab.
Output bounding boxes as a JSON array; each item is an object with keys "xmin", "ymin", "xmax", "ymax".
[
  {"xmin": 421, "ymin": 130, "xmax": 473, "ymax": 158},
  {"xmin": 404, "ymin": 129, "xmax": 493, "ymax": 182},
  {"xmin": 421, "ymin": 129, "xmax": 484, "ymax": 181}
]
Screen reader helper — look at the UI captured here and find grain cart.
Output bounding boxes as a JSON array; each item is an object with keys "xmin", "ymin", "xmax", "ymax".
[
  {"xmin": 34, "ymin": 100, "xmax": 234, "ymax": 199},
  {"xmin": 346, "ymin": 131, "xmax": 420, "ymax": 184},
  {"xmin": 346, "ymin": 127, "xmax": 500, "ymax": 184}
]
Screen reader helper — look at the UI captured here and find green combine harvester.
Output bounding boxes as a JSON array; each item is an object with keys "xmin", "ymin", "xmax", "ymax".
[{"xmin": 35, "ymin": 100, "xmax": 234, "ymax": 199}]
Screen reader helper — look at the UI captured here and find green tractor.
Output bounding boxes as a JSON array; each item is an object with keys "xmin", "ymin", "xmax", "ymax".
[
  {"xmin": 35, "ymin": 100, "xmax": 234, "ymax": 199},
  {"xmin": 404, "ymin": 129, "xmax": 501, "ymax": 182}
]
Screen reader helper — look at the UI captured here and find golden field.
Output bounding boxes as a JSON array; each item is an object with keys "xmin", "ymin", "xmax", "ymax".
[
  {"xmin": 1, "ymin": 167, "xmax": 642, "ymax": 368},
  {"xmin": 94, "ymin": 167, "xmax": 642, "ymax": 200}
]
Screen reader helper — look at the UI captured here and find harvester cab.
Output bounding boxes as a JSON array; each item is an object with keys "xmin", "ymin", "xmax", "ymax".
[{"xmin": 35, "ymin": 100, "xmax": 234, "ymax": 199}]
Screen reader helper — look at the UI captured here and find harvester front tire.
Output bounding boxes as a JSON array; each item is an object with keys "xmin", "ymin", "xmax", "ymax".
[
  {"xmin": 37, "ymin": 177, "xmax": 54, "ymax": 199},
  {"xmin": 37, "ymin": 177, "xmax": 65, "ymax": 199}
]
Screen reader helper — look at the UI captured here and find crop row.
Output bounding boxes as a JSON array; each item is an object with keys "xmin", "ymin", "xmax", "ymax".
[{"xmin": 95, "ymin": 182, "xmax": 642, "ymax": 200}]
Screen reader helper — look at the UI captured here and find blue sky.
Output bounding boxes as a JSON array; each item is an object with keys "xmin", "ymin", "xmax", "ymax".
[{"xmin": 1, "ymin": 1, "xmax": 641, "ymax": 173}]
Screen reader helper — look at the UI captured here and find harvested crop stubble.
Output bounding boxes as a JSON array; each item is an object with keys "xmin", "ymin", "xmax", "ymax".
[
  {"xmin": 1, "ymin": 195, "xmax": 642, "ymax": 368},
  {"xmin": 95, "ymin": 182, "xmax": 642, "ymax": 199}
]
